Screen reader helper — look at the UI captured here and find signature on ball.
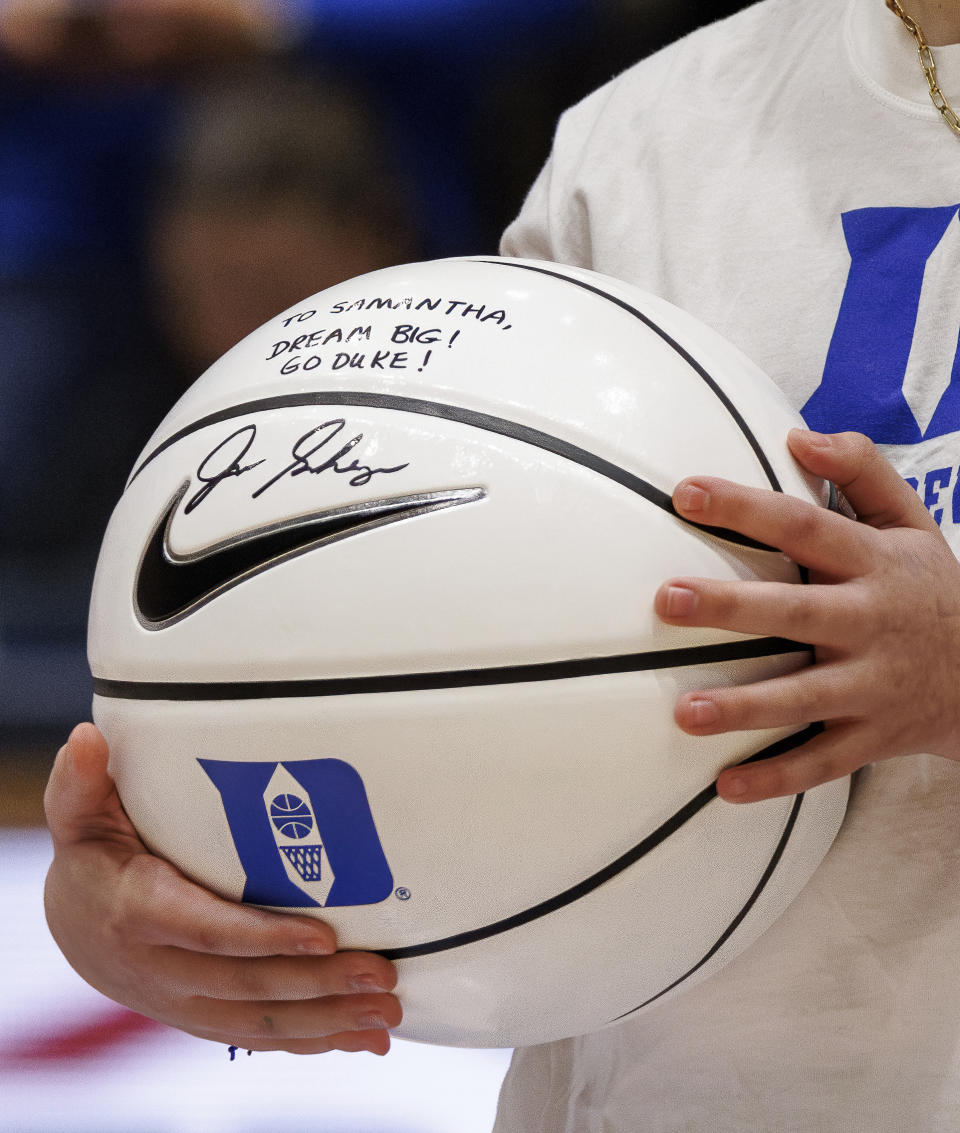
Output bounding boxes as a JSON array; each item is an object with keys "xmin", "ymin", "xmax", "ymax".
[{"xmin": 185, "ymin": 421, "xmax": 411, "ymax": 514}]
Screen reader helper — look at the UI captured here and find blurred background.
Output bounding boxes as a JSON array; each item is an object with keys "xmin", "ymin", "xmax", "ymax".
[{"xmin": 0, "ymin": 1, "xmax": 751, "ymax": 1129}]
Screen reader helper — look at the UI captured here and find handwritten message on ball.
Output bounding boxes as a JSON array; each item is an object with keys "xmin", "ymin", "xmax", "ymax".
[{"xmin": 266, "ymin": 291, "xmax": 514, "ymax": 377}]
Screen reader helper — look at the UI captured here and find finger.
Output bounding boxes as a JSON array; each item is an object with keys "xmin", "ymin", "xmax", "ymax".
[
  {"xmin": 176, "ymin": 989, "xmax": 403, "ymax": 1045},
  {"xmin": 672, "ymin": 477, "xmax": 873, "ymax": 579},
  {"xmin": 788, "ymin": 429, "xmax": 937, "ymax": 533},
  {"xmin": 44, "ymin": 723, "xmax": 136, "ymax": 845},
  {"xmin": 152, "ymin": 946, "xmax": 398, "ymax": 1002},
  {"xmin": 655, "ymin": 576, "xmax": 861, "ymax": 646},
  {"xmin": 716, "ymin": 722, "xmax": 865, "ymax": 802},
  {"xmin": 120, "ymin": 854, "xmax": 339, "ymax": 957},
  {"xmin": 673, "ymin": 664, "xmax": 852, "ymax": 736}
]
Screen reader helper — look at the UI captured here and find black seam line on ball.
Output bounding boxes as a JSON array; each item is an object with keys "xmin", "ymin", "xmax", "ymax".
[
  {"xmin": 125, "ymin": 392, "xmax": 772, "ymax": 553},
  {"xmin": 90, "ymin": 636, "xmax": 811, "ymax": 701},
  {"xmin": 610, "ymin": 788, "xmax": 806, "ymax": 1022},
  {"xmin": 380, "ymin": 724, "xmax": 820, "ymax": 962},
  {"xmin": 481, "ymin": 258, "xmax": 783, "ymax": 494}
]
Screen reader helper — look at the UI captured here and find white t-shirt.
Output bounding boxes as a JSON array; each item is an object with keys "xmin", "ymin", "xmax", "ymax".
[{"xmin": 494, "ymin": 0, "xmax": 960, "ymax": 1129}]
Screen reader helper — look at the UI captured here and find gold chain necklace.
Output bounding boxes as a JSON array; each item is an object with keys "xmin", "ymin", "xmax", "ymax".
[{"xmin": 885, "ymin": 0, "xmax": 960, "ymax": 135}]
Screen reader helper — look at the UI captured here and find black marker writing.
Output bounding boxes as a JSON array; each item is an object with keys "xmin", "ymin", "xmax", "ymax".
[
  {"xmin": 251, "ymin": 420, "xmax": 410, "ymax": 497},
  {"xmin": 185, "ymin": 425, "xmax": 266, "ymax": 513}
]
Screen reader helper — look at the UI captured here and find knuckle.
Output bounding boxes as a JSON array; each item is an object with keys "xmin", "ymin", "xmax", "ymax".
[
  {"xmin": 839, "ymin": 586, "xmax": 875, "ymax": 642},
  {"xmin": 785, "ymin": 503, "xmax": 822, "ymax": 547},
  {"xmin": 733, "ymin": 675, "xmax": 814, "ymax": 731},
  {"xmin": 802, "ymin": 746, "xmax": 859, "ymax": 793},
  {"xmin": 118, "ymin": 858, "xmax": 222, "ymax": 952},
  {"xmin": 225, "ymin": 961, "xmax": 277, "ymax": 1002},
  {"xmin": 838, "ymin": 430, "xmax": 874, "ymax": 456},
  {"xmin": 240, "ymin": 909, "xmax": 295, "ymax": 955},
  {"xmin": 750, "ymin": 762, "xmax": 789, "ymax": 800},
  {"xmin": 713, "ymin": 482, "xmax": 752, "ymax": 524},
  {"xmin": 742, "ymin": 749, "xmax": 811, "ymax": 800},
  {"xmin": 711, "ymin": 583, "xmax": 743, "ymax": 623},
  {"xmin": 191, "ymin": 918, "xmax": 240, "ymax": 955},
  {"xmin": 115, "ymin": 857, "xmax": 168, "ymax": 935},
  {"xmin": 790, "ymin": 689, "xmax": 817, "ymax": 723},
  {"xmin": 782, "ymin": 588, "xmax": 818, "ymax": 641},
  {"xmin": 783, "ymin": 676, "xmax": 822, "ymax": 722},
  {"xmin": 712, "ymin": 676, "xmax": 763, "ymax": 723},
  {"xmin": 117, "ymin": 853, "xmax": 154, "ymax": 903},
  {"xmin": 835, "ymin": 431, "xmax": 880, "ymax": 485}
]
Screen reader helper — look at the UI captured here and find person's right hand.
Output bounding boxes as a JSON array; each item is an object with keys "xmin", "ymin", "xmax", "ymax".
[{"xmin": 44, "ymin": 723, "xmax": 402, "ymax": 1055}]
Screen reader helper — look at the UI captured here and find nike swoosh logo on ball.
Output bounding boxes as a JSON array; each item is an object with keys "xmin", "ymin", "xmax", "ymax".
[{"xmin": 135, "ymin": 485, "xmax": 485, "ymax": 628}]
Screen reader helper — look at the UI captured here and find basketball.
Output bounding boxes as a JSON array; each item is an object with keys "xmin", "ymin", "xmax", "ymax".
[{"xmin": 88, "ymin": 257, "xmax": 849, "ymax": 1048}]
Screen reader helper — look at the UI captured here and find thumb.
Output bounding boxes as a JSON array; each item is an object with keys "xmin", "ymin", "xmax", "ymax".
[
  {"xmin": 788, "ymin": 428, "xmax": 936, "ymax": 532},
  {"xmin": 44, "ymin": 723, "xmax": 137, "ymax": 846}
]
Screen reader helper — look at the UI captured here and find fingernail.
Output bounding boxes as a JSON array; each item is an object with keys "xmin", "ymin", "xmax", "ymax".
[
  {"xmin": 350, "ymin": 974, "xmax": 391, "ymax": 994},
  {"xmin": 687, "ymin": 698, "xmax": 719, "ymax": 726},
  {"xmin": 676, "ymin": 484, "xmax": 708, "ymax": 513},
  {"xmin": 359, "ymin": 1012, "xmax": 389, "ymax": 1030},
  {"xmin": 665, "ymin": 585, "xmax": 697, "ymax": 617},
  {"xmin": 720, "ymin": 773, "xmax": 748, "ymax": 800}
]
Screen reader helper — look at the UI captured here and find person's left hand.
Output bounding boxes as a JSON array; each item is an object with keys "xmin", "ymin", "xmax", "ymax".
[{"xmin": 655, "ymin": 428, "xmax": 960, "ymax": 803}]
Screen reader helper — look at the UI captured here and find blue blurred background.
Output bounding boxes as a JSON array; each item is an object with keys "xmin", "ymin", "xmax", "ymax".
[
  {"xmin": 0, "ymin": 1, "xmax": 751, "ymax": 1127},
  {"xmin": 0, "ymin": 0, "xmax": 755, "ymax": 755}
]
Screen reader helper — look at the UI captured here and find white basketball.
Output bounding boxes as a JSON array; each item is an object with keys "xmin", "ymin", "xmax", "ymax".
[{"xmin": 88, "ymin": 257, "xmax": 849, "ymax": 1048}]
